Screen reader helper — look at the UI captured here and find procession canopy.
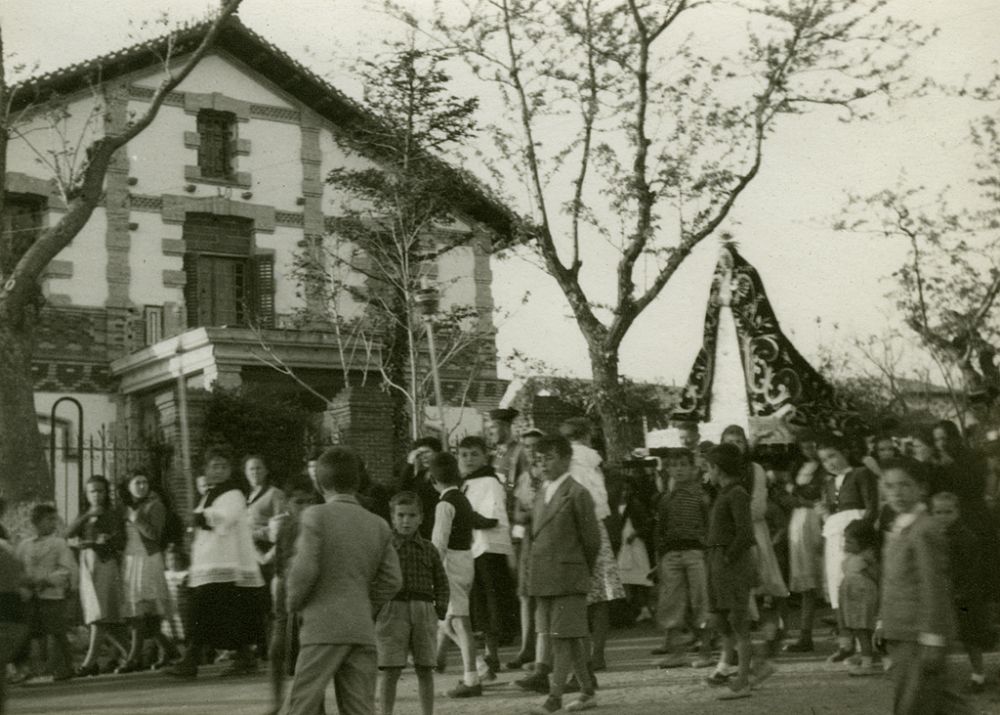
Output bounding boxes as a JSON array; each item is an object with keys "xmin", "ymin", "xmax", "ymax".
[{"xmin": 672, "ymin": 242, "xmax": 864, "ymax": 441}]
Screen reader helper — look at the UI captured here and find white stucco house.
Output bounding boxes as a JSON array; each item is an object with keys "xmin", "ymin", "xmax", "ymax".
[{"xmin": 5, "ymin": 15, "xmax": 513, "ymax": 518}]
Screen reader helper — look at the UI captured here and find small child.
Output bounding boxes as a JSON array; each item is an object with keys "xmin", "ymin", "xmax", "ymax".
[
  {"xmin": 931, "ymin": 491, "xmax": 994, "ymax": 694},
  {"xmin": 268, "ymin": 478, "xmax": 322, "ymax": 715},
  {"xmin": 376, "ymin": 492, "xmax": 449, "ymax": 715},
  {"xmin": 162, "ymin": 546, "xmax": 190, "ymax": 647},
  {"xmin": 703, "ymin": 444, "xmax": 775, "ymax": 700},
  {"xmin": 457, "ymin": 435, "xmax": 516, "ymax": 682},
  {"xmin": 429, "ymin": 452, "xmax": 480, "ymax": 698},
  {"xmin": 839, "ymin": 519, "xmax": 880, "ymax": 676},
  {"xmin": 876, "ymin": 459, "xmax": 971, "ymax": 713},
  {"xmin": 15, "ymin": 504, "xmax": 77, "ymax": 682}
]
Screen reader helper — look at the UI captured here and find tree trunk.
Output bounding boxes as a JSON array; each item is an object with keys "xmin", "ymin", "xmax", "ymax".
[
  {"xmin": 587, "ymin": 341, "xmax": 631, "ymax": 466},
  {"xmin": 383, "ymin": 295, "xmax": 414, "ymax": 477},
  {"xmin": 0, "ymin": 306, "xmax": 50, "ymax": 512}
]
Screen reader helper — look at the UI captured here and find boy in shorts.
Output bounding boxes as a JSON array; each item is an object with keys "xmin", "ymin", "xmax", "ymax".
[
  {"xmin": 458, "ymin": 435, "xmax": 516, "ymax": 681},
  {"xmin": 429, "ymin": 452, "xmax": 481, "ymax": 698},
  {"xmin": 526, "ymin": 435, "xmax": 601, "ymax": 714},
  {"xmin": 376, "ymin": 491, "xmax": 449, "ymax": 715},
  {"xmin": 703, "ymin": 444, "xmax": 775, "ymax": 700}
]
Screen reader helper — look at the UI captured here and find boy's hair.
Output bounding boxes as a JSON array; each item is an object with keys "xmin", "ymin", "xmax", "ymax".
[
  {"xmin": 931, "ymin": 491, "xmax": 960, "ymax": 510},
  {"xmin": 458, "ymin": 435, "xmax": 488, "ymax": 453},
  {"xmin": 844, "ymin": 519, "xmax": 877, "ymax": 550},
  {"xmin": 536, "ymin": 434, "xmax": 573, "ymax": 460},
  {"xmin": 559, "ymin": 417, "xmax": 592, "ymax": 442},
  {"xmin": 412, "ymin": 436, "xmax": 442, "ymax": 453},
  {"xmin": 706, "ymin": 443, "xmax": 744, "ymax": 478},
  {"xmin": 815, "ymin": 432, "xmax": 849, "ymax": 454},
  {"xmin": 666, "ymin": 450, "xmax": 695, "ymax": 467},
  {"xmin": 390, "ymin": 490, "xmax": 422, "ymax": 514},
  {"xmin": 428, "ymin": 453, "xmax": 462, "ymax": 486},
  {"xmin": 316, "ymin": 447, "xmax": 362, "ymax": 493},
  {"xmin": 202, "ymin": 444, "xmax": 233, "ymax": 467},
  {"xmin": 284, "ymin": 478, "xmax": 321, "ymax": 502},
  {"xmin": 879, "ymin": 456, "xmax": 930, "ymax": 487},
  {"xmin": 30, "ymin": 503, "xmax": 59, "ymax": 526}
]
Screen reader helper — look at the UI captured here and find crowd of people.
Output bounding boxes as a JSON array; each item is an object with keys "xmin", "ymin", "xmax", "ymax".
[{"xmin": 1, "ymin": 409, "xmax": 999, "ymax": 715}]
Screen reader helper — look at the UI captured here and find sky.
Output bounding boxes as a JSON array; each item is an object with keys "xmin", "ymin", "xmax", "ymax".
[{"xmin": 3, "ymin": 0, "xmax": 999, "ymax": 388}]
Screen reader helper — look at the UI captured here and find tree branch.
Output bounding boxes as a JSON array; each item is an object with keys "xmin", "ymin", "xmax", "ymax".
[{"xmin": 0, "ymin": 0, "xmax": 242, "ymax": 317}]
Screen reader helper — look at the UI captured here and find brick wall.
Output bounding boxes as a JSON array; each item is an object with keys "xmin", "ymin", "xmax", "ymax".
[{"xmin": 328, "ymin": 385, "xmax": 396, "ymax": 487}]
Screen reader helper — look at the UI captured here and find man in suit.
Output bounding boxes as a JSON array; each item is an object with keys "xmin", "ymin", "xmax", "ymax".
[
  {"xmin": 525, "ymin": 434, "xmax": 601, "ymax": 715},
  {"xmin": 286, "ymin": 447, "xmax": 402, "ymax": 715}
]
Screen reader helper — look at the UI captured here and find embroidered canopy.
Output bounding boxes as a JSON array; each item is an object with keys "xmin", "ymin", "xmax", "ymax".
[{"xmin": 672, "ymin": 243, "xmax": 864, "ymax": 438}]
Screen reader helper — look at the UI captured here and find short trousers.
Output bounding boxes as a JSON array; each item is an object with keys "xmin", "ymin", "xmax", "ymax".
[
  {"xmin": 535, "ymin": 594, "xmax": 588, "ymax": 639},
  {"xmin": 443, "ymin": 549, "xmax": 474, "ymax": 618},
  {"xmin": 375, "ymin": 600, "xmax": 438, "ymax": 668}
]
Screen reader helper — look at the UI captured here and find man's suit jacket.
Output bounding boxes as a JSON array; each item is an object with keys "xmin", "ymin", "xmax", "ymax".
[
  {"xmin": 880, "ymin": 511, "xmax": 956, "ymax": 644},
  {"xmin": 527, "ymin": 476, "xmax": 600, "ymax": 598},
  {"xmin": 286, "ymin": 493, "xmax": 402, "ymax": 646}
]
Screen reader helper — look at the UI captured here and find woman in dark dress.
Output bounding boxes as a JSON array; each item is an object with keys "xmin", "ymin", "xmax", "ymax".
[{"xmin": 932, "ymin": 420, "xmax": 1000, "ymax": 595}]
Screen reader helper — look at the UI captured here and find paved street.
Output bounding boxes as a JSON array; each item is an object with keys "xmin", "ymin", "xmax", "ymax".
[{"xmin": 9, "ymin": 627, "xmax": 1000, "ymax": 715}]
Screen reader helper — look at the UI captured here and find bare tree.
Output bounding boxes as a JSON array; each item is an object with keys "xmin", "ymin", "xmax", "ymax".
[
  {"xmin": 0, "ymin": 1, "xmax": 243, "ymax": 509},
  {"xmin": 838, "ymin": 86, "xmax": 1000, "ymax": 428},
  {"xmin": 411, "ymin": 0, "xmax": 928, "ymax": 461},
  {"xmin": 290, "ymin": 44, "xmax": 492, "ymax": 456}
]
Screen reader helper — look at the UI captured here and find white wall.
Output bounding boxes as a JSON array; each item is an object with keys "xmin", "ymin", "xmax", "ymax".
[
  {"xmin": 243, "ymin": 119, "xmax": 302, "ymax": 211},
  {"xmin": 132, "ymin": 222, "xmax": 183, "ymax": 307},
  {"xmin": 136, "ymin": 53, "xmax": 294, "ymax": 108},
  {"xmin": 437, "ymin": 244, "xmax": 477, "ymax": 310},
  {"xmin": 34, "ymin": 392, "xmax": 118, "ymax": 524},
  {"xmin": 45, "ymin": 209, "xmax": 109, "ymax": 306}
]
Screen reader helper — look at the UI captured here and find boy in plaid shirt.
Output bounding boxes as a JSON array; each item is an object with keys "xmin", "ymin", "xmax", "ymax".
[{"xmin": 376, "ymin": 491, "xmax": 449, "ymax": 715}]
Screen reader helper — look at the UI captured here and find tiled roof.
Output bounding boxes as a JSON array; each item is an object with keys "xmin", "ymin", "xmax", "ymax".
[{"xmin": 10, "ymin": 16, "xmax": 516, "ymax": 242}]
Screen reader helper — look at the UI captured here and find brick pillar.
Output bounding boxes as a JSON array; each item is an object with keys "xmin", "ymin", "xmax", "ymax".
[
  {"xmin": 104, "ymin": 80, "xmax": 132, "ymax": 308},
  {"xmin": 328, "ymin": 385, "xmax": 395, "ymax": 486},
  {"xmin": 154, "ymin": 384, "xmax": 209, "ymax": 515}
]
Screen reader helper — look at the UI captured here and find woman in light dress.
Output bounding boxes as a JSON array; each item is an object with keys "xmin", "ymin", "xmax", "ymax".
[
  {"xmin": 66, "ymin": 475, "xmax": 127, "ymax": 675},
  {"xmin": 118, "ymin": 472, "xmax": 176, "ymax": 672},
  {"xmin": 560, "ymin": 417, "xmax": 626, "ymax": 673},
  {"xmin": 783, "ymin": 436, "xmax": 826, "ymax": 653}
]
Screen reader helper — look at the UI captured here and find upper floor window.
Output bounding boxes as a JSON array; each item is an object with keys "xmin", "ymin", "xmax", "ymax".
[
  {"xmin": 2, "ymin": 192, "xmax": 45, "ymax": 265},
  {"xmin": 181, "ymin": 214, "xmax": 274, "ymax": 329},
  {"xmin": 196, "ymin": 110, "xmax": 236, "ymax": 180}
]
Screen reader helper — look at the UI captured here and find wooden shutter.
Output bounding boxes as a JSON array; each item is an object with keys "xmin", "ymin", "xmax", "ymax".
[
  {"xmin": 251, "ymin": 254, "xmax": 275, "ymax": 329},
  {"xmin": 182, "ymin": 253, "xmax": 200, "ymax": 328}
]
